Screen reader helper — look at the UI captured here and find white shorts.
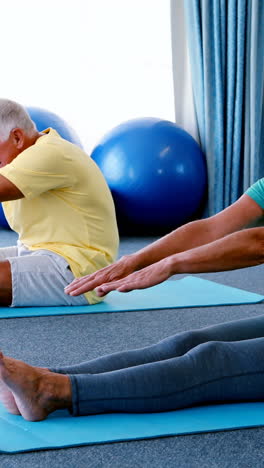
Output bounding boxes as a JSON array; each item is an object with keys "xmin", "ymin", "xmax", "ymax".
[{"xmin": 0, "ymin": 242, "xmax": 89, "ymax": 307}]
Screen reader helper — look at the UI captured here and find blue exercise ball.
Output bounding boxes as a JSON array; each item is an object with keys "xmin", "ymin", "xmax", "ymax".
[
  {"xmin": 27, "ymin": 107, "xmax": 83, "ymax": 148},
  {"xmin": 91, "ymin": 118, "xmax": 207, "ymax": 233},
  {"xmin": 0, "ymin": 107, "xmax": 83, "ymax": 229},
  {"xmin": 0, "ymin": 204, "xmax": 10, "ymax": 229}
]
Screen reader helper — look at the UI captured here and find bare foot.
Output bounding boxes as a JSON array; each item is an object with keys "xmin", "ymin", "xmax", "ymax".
[
  {"xmin": 0, "ymin": 351, "xmax": 72, "ymax": 421},
  {"xmin": 0, "ymin": 378, "xmax": 20, "ymax": 415},
  {"xmin": 0, "ymin": 362, "xmax": 50, "ymax": 416}
]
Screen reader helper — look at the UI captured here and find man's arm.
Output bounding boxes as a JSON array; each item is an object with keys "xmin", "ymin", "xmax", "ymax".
[
  {"xmin": 65, "ymin": 194, "xmax": 264, "ymax": 296},
  {"xmin": 0, "ymin": 174, "xmax": 24, "ymax": 201}
]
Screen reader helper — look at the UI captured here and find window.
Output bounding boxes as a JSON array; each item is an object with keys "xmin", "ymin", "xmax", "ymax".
[{"xmin": 1, "ymin": 0, "xmax": 174, "ymax": 152}]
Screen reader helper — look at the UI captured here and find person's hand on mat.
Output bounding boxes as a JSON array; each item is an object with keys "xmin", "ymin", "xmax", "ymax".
[
  {"xmin": 65, "ymin": 255, "xmax": 139, "ymax": 297},
  {"xmin": 93, "ymin": 258, "xmax": 172, "ymax": 296}
]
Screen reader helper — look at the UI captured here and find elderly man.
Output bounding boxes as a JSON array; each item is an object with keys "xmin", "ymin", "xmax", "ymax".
[{"xmin": 0, "ymin": 98, "xmax": 119, "ymax": 307}]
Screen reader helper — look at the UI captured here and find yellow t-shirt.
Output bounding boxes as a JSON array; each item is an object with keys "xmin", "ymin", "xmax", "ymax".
[{"xmin": 0, "ymin": 129, "xmax": 119, "ymax": 304}]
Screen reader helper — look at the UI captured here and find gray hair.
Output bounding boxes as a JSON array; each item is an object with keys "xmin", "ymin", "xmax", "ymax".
[{"xmin": 0, "ymin": 99, "xmax": 37, "ymax": 141}]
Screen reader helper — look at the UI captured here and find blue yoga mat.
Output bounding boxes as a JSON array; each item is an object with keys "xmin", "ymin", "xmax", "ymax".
[
  {"xmin": 1, "ymin": 402, "xmax": 264, "ymax": 453},
  {"xmin": 0, "ymin": 276, "xmax": 263, "ymax": 318}
]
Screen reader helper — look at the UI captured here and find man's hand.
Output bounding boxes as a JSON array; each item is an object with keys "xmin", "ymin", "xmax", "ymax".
[{"xmin": 65, "ymin": 254, "xmax": 139, "ymax": 297}]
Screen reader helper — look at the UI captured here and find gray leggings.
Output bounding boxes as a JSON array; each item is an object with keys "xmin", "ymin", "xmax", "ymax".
[{"xmin": 52, "ymin": 315, "xmax": 264, "ymax": 416}]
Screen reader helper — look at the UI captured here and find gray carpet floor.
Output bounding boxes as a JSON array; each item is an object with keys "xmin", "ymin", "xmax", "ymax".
[{"xmin": 1, "ymin": 229, "xmax": 264, "ymax": 468}]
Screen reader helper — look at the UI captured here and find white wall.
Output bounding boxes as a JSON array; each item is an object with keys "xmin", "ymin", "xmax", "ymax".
[{"xmin": 1, "ymin": 0, "xmax": 174, "ymax": 153}]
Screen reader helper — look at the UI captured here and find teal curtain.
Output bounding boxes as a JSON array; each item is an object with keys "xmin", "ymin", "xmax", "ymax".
[{"xmin": 184, "ymin": 0, "xmax": 264, "ymax": 215}]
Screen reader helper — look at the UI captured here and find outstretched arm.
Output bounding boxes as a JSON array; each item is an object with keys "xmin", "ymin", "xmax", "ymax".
[
  {"xmin": 93, "ymin": 226, "xmax": 264, "ymax": 295},
  {"xmin": 65, "ymin": 194, "xmax": 264, "ymax": 296}
]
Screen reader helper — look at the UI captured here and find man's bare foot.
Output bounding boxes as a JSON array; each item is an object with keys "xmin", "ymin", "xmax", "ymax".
[{"xmin": 0, "ymin": 351, "xmax": 72, "ymax": 421}]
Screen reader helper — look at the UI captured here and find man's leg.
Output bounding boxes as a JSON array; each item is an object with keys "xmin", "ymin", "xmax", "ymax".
[
  {"xmin": 7, "ymin": 252, "xmax": 88, "ymax": 307},
  {"xmin": 0, "ymin": 246, "xmax": 18, "ymax": 306},
  {"xmin": 52, "ymin": 315, "xmax": 264, "ymax": 375},
  {"xmin": 0, "ymin": 261, "xmax": 12, "ymax": 306}
]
